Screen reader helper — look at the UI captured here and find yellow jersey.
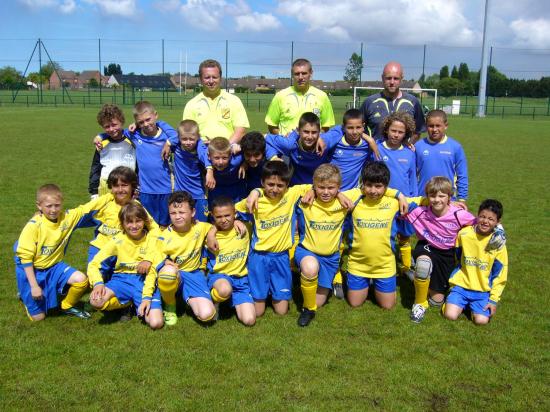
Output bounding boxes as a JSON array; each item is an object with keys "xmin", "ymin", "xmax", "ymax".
[{"xmin": 207, "ymin": 227, "xmax": 251, "ymax": 277}]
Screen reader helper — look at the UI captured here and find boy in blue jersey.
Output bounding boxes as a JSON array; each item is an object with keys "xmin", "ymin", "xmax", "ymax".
[
  {"xmin": 377, "ymin": 112, "xmax": 418, "ymax": 276},
  {"xmin": 415, "ymin": 110, "xmax": 468, "ymax": 205},
  {"xmin": 170, "ymin": 119, "xmax": 213, "ymax": 222},
  {"xmin": 207, "ymin": 137, "xmax": 247, "ymax": 208},
  {"xmin": 239, "ymin": 131, "xmax": 278, "ymax": 192},
  {"xmin": 127, "ymin": 101, "xmax": 177, "ymax": 227},
  {"xmin": 14, "ymin": 184, "xmax": 113, "ymax": 321},
  {"xmin": 323, "ymin": 108, "xmax": 380, "ymax": 190},
  {"xmin": 266, "ymin": 112, "xmax": 336, "ymax": 185},
  {"xmin": 207, "ymin": 196, "xmax": 255, "ymax": 326},
  {"xmin": 444, "ymin": 199, "xmax": 508, "ymax": 325},
  {"xmin": 89, "ymin": 104, "xmax": 136, "ymax": 198}
]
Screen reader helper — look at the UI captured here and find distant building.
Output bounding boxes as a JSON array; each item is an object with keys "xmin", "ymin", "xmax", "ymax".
[
  {"xmin": 49, "ymin": 70, "xmax": 107, "ymax": 89},
  {"xmin": 107, "ymin": 74, "xmax": 175, "ymax": 90}
]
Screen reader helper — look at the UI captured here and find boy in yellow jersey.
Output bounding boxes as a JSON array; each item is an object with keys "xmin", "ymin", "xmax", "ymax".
[
  {"xmin": 14, "ymin": 184, "xmax": 113, "ymax": 321},
  {"xmin": 236, "ymin": 161, "xmax": 312, "ymax": 317},
  {"xmin": 88, "ymin": 202, "xmax": 164, "ymax": 329},
  {"xmin": 444, "ymin": 199, "xmax": 508, "ymax": 325},
  {"xmin": 207, "ymin": 196, "xmax": 255, "ymax": 326},
  {"xmin": 342, "ymin": 161, "xmax": 413, "ymax": 309},
  {"xmin": 154, "ymin": 191, "xmax": 218, "ymax": 326},
  {"xmin": 294, "ymin": 164, "xmax": 348, "ymax": 326}
]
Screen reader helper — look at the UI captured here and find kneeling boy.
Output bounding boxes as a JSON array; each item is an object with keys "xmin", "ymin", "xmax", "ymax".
[
  {"xmin": 444, "ymin": 199, "xmax": 508, "ymax": 325},
  {"xmin": 207, "ymin": 196, "xmax": 255, "ymax": 326}
]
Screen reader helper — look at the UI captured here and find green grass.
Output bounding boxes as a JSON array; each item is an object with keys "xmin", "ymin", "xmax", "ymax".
[
  {"xmin": 1, "ymin": 107, "xmax": 549, "ymax": 411},
  {"xmin": 2, "ymin": 89, "xmax": 550, "ymax": 118}
]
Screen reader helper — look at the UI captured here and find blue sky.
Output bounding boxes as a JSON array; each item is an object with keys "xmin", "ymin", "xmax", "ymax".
[{"xmin": 1, "ymin": 0, "xmax": 549, "ymax": 80}]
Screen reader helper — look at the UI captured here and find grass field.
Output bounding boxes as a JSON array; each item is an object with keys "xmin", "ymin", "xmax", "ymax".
[
  {"xmin": 1, "ymin": 106, "xmax": 549, "ymax": 411},
  {"xmin": 2, "ymin": 89, "xmax": 550, "ymax": 118}
]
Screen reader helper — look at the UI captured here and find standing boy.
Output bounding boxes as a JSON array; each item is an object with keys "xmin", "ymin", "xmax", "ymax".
[{"xmin": 415, "ymin": 109, "xmax": 468, "ymax": 204}]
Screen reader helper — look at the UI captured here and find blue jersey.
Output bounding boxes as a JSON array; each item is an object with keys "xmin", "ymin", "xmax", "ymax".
[
  {"xmin": 244, "ymin": 144, "xmax": 278, "ymax": 192},
  {"xmin": 266, "ymin": 131, "xmax": 336, "ymax": 185},
  {"xmin": 323, "ymin": 125, "xmax": 373, "ymax": 190},
  {"xmin": 126, "ymin": 120, "xmax": 176, "ymax": 195},
  {"xmin": 172, "ymin": 140, "xmax": 210, "ymax": 199},
  {"xmin": 415, "ymin": 135, "xmax": 468, "ymax": 200},
  {"xmin": 377, "ymin": 140, "xmax": 417, "ymax": 196},
  {"xmin": 209, "ymin": 153, "xmax": 246, "ymax": 203},
  {"xmin": 360, "ymin": 92, "xmax": 426, "ymax": 140}
]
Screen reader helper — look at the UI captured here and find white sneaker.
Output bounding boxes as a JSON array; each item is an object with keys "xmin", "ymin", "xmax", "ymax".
[{"xmin": 410, "ymin": 303, "xmax": 427, "ymax": 323}]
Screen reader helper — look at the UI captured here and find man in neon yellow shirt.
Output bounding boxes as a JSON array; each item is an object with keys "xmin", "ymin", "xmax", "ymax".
[
  {"xmin": 265, "ymin": 58, "xmax": 335, "ymax": 136},
  {"xmin": 183, "ymin": 59, "xmax": 249, "ymax": 144}
]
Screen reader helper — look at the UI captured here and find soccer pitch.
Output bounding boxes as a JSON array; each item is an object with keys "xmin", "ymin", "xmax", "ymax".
[{"xmin": 0, "ymin": 106, "xmax": 549, "ymax": 410}]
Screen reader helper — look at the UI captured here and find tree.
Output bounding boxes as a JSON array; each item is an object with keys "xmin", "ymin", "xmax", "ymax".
[
  {"xmin": 458, "ymin": 63, "xmax": 470, "ymax": 82},
  {"xmin": 438, "ymin": 77, "xmax": 464, "ymax": 97},
  {"xmin": 439, "ymin": 65, "xmax": 449, "ymax": 79},
  {"xmin": 0, "ymin": 66, "xmax": 24, "ymax": 88},
  {"xmin": 104, "ymin": 63, "xmax": 122, "ymax": 76},
  {"xmin": 451, "ymin": 65, "xmax": 459, "ymax": 79},
  {"xmin": 343, "ymin": 52, "xmax": 363, "ymax": 86},
  {"xmin": 39, "ymin": 61, "xmax": 63, "ymax": 89},
  {"xmin": 88, "ymin": 78, "xmax": 99, "ymax": 88}
]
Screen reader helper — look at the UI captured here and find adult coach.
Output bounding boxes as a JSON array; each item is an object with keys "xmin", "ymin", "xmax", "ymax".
[
  {"xmin": 265, "ymin": 58, "xmax": 335, "ymax": 135},
  {"xmin": 360, "ymin": 61, "xmax": 425, "ymax": 143},
  {"xmin": 183, "ymin": 59, "xmax": 249, "ymax": 144}
]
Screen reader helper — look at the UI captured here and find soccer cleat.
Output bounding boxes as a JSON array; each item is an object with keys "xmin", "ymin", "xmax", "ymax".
[
  {"xmin": 163, "ymin": 305, "xmax": 177, "ymax": 326},
  {"xmin": 410, "ymin": 303, "xmax": 427, "ymax": 323},
  {"xmin": 62, "ymin": 306, "xmax": 91, "ymax": 319},
  {"xmin": 332, "ymin": 282, "xmax": 345, "ymax": 300},
  {"xmin": 119, "ymin": 304, "xmax": 134, "ymax": 322},
  {"xmin": 297, "ymin": 308, "xmax": 316, "ymax": 327}
]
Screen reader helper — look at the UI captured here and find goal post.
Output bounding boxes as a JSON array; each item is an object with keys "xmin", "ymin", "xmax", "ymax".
[{"xmin": 352, "ymin": 87, "xmax": 438, "ymax": 111}]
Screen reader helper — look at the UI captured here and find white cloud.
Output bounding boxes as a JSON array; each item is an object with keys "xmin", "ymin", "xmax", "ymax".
[
  {"xmin": 18, "ymin": 0, "xmax": 76, "ymax": 14},
  {"xmin": 153, "ymin": 0, "xmax": 181, "ymax": 13},
  {"xmin": 235, "ymin": 12, "xmax": 281, "ymax": 32},
  {"xmin": 510, "ymin": 18, "xmax": 550, "ymax": 48},
  {"xmin": 178, "ymin": 0, "xmax": 280, "ymax": 32},
  {"xmin": 277, "ymin": 0, "xmax": 478, "ymax": 46},
  {"xmin": 84, "ymin": 0, "xmax": 136, "ymax": 18}
]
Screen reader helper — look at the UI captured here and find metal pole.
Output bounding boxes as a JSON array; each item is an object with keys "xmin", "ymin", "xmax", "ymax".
[
  {"xmin": 422, "ymin": 44, "xmax": 426, "ymax": 80},
  {"xmin": 12, "ymin": 39, "xmax": 39, "ymax": 103},
  {"xmin": 162, "ymin": 39, "xmax": 165, "ymax": 76},
  {"xmin": 38, "ymin": 38, "xmax": 43, "ymax": 103},
  {"xmin": 477, "ymin": 0, "xmax": 491, "ymax": 117},
  {"xmin": 99, "ymin": 38, "xmax": 102, "ymax": 103},
  {"xmin": 225, "ymin": 40, "xmax": 228, "ymax": 91},
  {"xmin": 359, "ymin": 42, "xmax": 364, "ymax": 83},
  {"xmin": 290, "ymin": 41, "xmax": 294, "ymax": 87}
]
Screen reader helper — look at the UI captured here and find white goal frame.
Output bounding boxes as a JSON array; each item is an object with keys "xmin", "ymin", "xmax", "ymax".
[{"xmin": 352, "ymin": 87, "xmax": 438, "ymax": 109}]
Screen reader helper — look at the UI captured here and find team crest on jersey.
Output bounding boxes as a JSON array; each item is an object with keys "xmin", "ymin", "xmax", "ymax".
[
  {"xmin": 193, "ymin": 231, "xmax": 200, "ymax": 240},
  {"xmin": 374, "ymin": 112, "xmax": 381, "ymax": 118},
  {"xmin": 313, "ymin": 108, "xmax": 320, "ymax": 116},
  {"xmin": 383, "ymin": 155, "xmax": 389, "ymax": 161},
  {"xmin": 423, "ymin": 150, "xmax": 429, "ymax": 156},
  {"xmin": 221, "ymin": 108, "xmax": 231, "ymax": 119},
  {"xmin": 137, "ymin": 139, "xmax": 143, "ymax": 145},
  {"xmin": 335, "ymin": 149, "xmax": 343, "ymax": 156}
]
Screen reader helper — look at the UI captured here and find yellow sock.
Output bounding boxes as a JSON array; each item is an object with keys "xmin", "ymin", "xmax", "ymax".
[
  {"xmin": 301, "ymin": 273, "xmax": 318, "ymax": 311},
  {"xmin": 211, "ymin": 287, "xmax": 229, "ymax": 303},
  {"xmin": 100, "ymin": 296, "xmax": 128, "ymax": 311},
  {"xmin": 158, "ymin": 270, "xmax": 179, "ymax": 306},
  {"xmin": 60, "ymin": 280, "xmax": 88, "ymax": 310},
  {"xmin": 413, "ymin": 278, "xmax": 430, "ymax": 309},
  {"xmin": 441, "ymin": 303, "xmax": 446, "ymax": 315},
  {"xmin": 398, "ymin": 238, "xmax": 412, "ymax": 271},
  {"xmin": 333, "ymin": 270, "xmax": 342, "ymax": 285}
]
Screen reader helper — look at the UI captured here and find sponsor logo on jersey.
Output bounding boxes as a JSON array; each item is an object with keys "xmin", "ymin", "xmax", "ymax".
[
  {"xmin": 464, "ymin": 256, "xmax": 489, "ymax": 271},
  {"xmin": 398, "ymin": 158, "xmax": 409, "ymax": 163},
  {"xmin": 309, "ymin": 220, "xmax": 339, "ymax": 231},
  {"xmin": 40, "ymin": 246, "xmax": 56, "ymax": 256},
  {"xmin": 259, "ymin": 215, "xmax": 289, "ymax": 230},
  {"xmin": 119, "ymin": 262, "xmax": 137, "ymax": 271},
  {"xmin": 99, "ymin": 225, "xmax": 120, "ymax": 236},
  {"xmin": 356, "ymin": 218, "xmax": 388, "ymax": 229},
  {"xmin": 440, "ymin": 150, "xmax": 452, "ymax": 155},
  {"xmin": 175, "ymin": 248, "xmax": 201, "ymax": 265},
  {"xmin": 218, "ymin": 248, "xmax": 247, "ymax": 263}
]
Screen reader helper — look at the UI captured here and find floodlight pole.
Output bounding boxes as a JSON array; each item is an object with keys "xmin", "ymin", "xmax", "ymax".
[
  {"xmin": 38, "ymin": 38, "xmax": 43, "ymax": 103},
  {"xmin": 98, "ymin": 38, "xmax": 102, "ymax": 103},
  {"xmin": 478, "ymin": 0, "xmax": 491, "ymax": 117}
]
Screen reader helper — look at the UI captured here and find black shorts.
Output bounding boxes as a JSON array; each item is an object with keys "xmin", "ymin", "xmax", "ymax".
[{"xmin": 412, "ymin": 240, "xmax": 456, "ymax": 293}]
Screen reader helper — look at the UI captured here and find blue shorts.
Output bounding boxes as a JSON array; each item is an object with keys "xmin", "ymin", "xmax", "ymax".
[
  {"xmin": 294, "ymin": 245, "xmax": 339, "ymax": 290},
  {"xmin": 105, "ymin": 273, "xmax": 162, "ymax": 313},
  {"xmin": 248, "ymin": 249, "xmax": 292, "ymax": 301},
  {"xmin": 15, "ymin": 261, "xmax": 77, "ymax": 316},
  {"xmin": 139, "ymin": 193, "xmax": 171, "ymax": 226},
  {"xmin": 207, "ymin": 273, "xmax": 254, "ymax": 306},
  {"xmin": 178, "ymin": 269, "xmax": 211, "ymax": 302},
  {"xmin": 397, "ymin": 219, "xmax": 415, "ymax": 238},
  {"xmin": 347, "ymin": 272, "xmax": 397, "ymax": 293},
  {"xmin": 447, "ymin": 285, "xmax": 491, "ymax": 317},
  {"xmin": 195, "ymin": 198, "xmax": 209, "ymax": 222}
]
